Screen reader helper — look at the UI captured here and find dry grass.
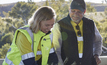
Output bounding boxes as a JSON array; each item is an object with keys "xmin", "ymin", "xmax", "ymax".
[{"xmin": 85, "ymin": 12, "xmax": 106, "ymax": 21}]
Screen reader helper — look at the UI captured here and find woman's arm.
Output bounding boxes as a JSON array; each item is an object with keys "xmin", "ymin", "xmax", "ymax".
[{"xmin": 16, "ymin": 32, "xmax": 37, "ymax": 65}]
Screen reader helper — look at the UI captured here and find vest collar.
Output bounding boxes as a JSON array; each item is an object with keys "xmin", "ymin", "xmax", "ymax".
[
  {"xmin": 37, "ymin": 30, "xmax": 46, "ymax": 36},
  {"xmin": 37, "ymin": 30, "xmax": 51, "ymax": 36}
]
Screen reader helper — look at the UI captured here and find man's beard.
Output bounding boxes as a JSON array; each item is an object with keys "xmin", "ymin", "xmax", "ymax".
[
  {"xmin": 72, "ymin": 19, "xmax": 80, "ymax": 23},
  {"xmin": 71, "ymin": 15, "xmax": 81, "ymax": 23}
]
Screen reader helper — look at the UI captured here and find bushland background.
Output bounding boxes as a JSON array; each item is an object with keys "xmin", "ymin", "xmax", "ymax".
[{"xmin": 0, "ymin": 0, "xmax": 107, "ymax": 59}]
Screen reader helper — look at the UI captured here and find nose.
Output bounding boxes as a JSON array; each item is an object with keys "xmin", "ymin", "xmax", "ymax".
[{"xmin": 74, "ymin": 11, "xmax": 79, "ymax": 15}]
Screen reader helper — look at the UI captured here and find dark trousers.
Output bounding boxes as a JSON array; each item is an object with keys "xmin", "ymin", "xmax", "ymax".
[{"xmin": 37, "ymin": 52, "xmax": 58, "ymax": 65}]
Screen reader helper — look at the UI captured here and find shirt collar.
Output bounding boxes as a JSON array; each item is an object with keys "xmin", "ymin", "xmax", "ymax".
[{"xmin": 71, "ymin": 20, "xmax": 83, "ymax": 27}]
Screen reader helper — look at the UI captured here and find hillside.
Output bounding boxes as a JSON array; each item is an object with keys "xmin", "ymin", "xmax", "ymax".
[
  {"xmin": 0, "ymin": 2, "xmax": 107, "ymax": 17},
  {"xmin": 89, "ymin": 2, "xmax": 107, "ymax": 12},
  {"xmin": 85, "ymin": 12, "xmax": 105, "ymax": 21},
  {"xmin": 0, "ymin": 3, "xmax": 16, "ymax": 17}
]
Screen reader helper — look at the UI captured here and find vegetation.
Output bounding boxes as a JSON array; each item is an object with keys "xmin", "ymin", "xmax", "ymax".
[
  {"xmin": 9, "ymin": 2, "xmax": 38, "ymax": 25},
  {"xmin": 86, "ymin": 3, "xmax": 96, "ymax": 13},
  {"xmin": 0, "ymin": 0, "xmax": 107, "ymax": 58},
  {"xmin": 0, "ymin": 43, "xmax": 10, "ymax": 58}
]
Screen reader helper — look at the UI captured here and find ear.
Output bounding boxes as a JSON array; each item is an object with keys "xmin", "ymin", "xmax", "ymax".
[
  {"xmin": 69, "ymin": 8, "xmax": 71, "ymax": 14},
  {"xmin": 84, "ymin": 9, "xmax": 86, "ymax": 14}
]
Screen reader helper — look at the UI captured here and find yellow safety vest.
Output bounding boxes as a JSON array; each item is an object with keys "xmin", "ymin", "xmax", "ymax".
[{"xmin": 3, "ymin": 25, "xmax": 54, "ymax": 65}]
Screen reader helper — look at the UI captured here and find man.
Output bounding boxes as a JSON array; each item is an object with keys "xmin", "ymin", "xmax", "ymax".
[{"xmin": 53, "ymin": 0, "xmax": 102, "ymax": 65}]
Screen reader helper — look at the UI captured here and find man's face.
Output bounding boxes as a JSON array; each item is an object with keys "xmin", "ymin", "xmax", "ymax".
[
  {"xmin": 69, "ymin": 9, "xmax": 84, "ymax": 24},
  {"xmin": 40, "ymin": 18, "xmax": 55, "ymax": 33}
]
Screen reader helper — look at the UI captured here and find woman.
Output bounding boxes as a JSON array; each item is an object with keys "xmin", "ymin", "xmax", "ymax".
[{"xmin": 3, "ymin": 6, "xmax": 58, "ymax": 65}]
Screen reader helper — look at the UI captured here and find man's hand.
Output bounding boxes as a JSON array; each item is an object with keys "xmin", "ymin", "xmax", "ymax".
[{"xmin": 94, "ymin": 55, "xmax": 101, "ymax": 65}]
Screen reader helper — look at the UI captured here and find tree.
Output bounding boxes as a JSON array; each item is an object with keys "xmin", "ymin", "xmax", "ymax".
[
  {"xmin": 86, "ymin": 3, "xmax": 96, "ymax": 13},
  {"xmin": 104, "ymin": 7, "xmax": 107, "ymax": 16},
  {"xmin": 54, "ymin": 0, "xmax": 65, "ymax": 2},
  {"xmin": 0, "ymin": 43, "xmax": 10, "ymax": 58},
  {"xmin": 45, "ymin": 0, "xmax": 49, "ymax": 6},
  {"xmin": 28, "ymin": 0, "xmax": 33, "ymax": 2},
  {"xmin": 0, "ymin": 16, "xmax": 24, "ymax": 49},
  {"xmin": 69, "ymin": 0, "xmax": 72, "ymax": 2},
  {"xmin": 0, "ymin": 18, "xmax": 6, "ymax": 34},
  {"xmin": 9, "ymin": 2, "xmax": 38, "ymax": 25},
  {"xmin": 0, "ymin": 32, "xmax": 14, "ymax": 47},
  {"xmin": 50, "ymin": 1, "xmax": 69, "ymax": 21},
  {"xmin": 50, "ymin": 0, "xmax": 55, "ymax": 3},
  {"xmin": 2, "ymin": 11, "xmax": 9, "ymax": 17}
]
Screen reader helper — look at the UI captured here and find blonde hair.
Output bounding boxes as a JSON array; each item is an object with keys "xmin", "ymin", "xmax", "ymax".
[{"xmin": 28, "ymin": 6, "xmax": 56, "ymax": 33}]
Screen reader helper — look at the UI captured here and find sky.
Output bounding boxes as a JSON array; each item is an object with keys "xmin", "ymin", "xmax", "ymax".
[{"xmin": 0, "ymin": 0, "xmax": 105, "ymax": 4}]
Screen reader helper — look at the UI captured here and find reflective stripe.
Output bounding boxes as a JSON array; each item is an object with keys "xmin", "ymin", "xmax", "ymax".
[
  {"xmin": 79, "ymin": 53, "xmax": 83, "ymax": 58},
  {"xmin": 5, "ymin": 48, "xmax": 14, "ymax": 65},
  {"xmin": 7, "ymin": 48, "xmax": 11, "ymax": 52},
  {"xmin": 19, "ymin": 27, "xmax": 34, "ymax": 51},
  {"xmin": 19, "ymin": 61, "xmax": 24, "ymax": 65},
  {"xmin": 77, "ymin": 36, "xmax": 83, "ymax": 41},
  {"xmin": 26, "ymin": 28, "xmax": 34, "ymax": 51},
  {"xmin": 72, "ymin": 62, "xmax": 77, "ymax": 65},
  {"xmin": 49, "ymin": 48, "xmax": 54, "ymax": 53},
  {"xmin": 22, "ymin": 52, "xmax": 35, "ymax": 60},
  {"xmin": 36, "ymin": 48, "xmax": 54, "ymax": 55},
  {"xmin": 36, "ymin": 51, "xmax": 42, "ymax": 55},
  {"xmin": 5, "ymin": 56, "xmax": 14, "ymax": 65},
  {"xmin": 5, "ymin": 56, "xmax": 24, "ymax": 65},
  {"xmin": 77, "ymin": 36, "xmax": 83, "ymax": 58}
]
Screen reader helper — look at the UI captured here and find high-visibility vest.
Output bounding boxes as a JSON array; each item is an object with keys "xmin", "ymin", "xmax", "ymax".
[{"xmin": 2, "ymin": 25, "xmax": 54, "ymax": 65}]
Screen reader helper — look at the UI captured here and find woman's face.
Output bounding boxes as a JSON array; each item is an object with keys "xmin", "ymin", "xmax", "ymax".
[{"xmin": 40, "ymin": 18, "xmax": 55, "ymax": 33}]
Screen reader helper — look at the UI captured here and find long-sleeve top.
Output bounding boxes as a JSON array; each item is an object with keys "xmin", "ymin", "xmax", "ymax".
[{"xmin": 53, "ymin": 21, "xmax": 103, "ymax": 64}]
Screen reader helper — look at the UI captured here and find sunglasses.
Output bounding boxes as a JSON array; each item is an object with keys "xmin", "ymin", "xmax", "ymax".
[{"xmin": 76, "ymin": 25, "xmax": 81, "ymax": 36}]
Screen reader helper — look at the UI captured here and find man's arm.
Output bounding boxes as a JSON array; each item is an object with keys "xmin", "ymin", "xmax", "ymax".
[
  {"xmin": 93, "ymin": 23, "xmax": 102, "ymax": 56},
  {"xmin": 53, "ymin": 23, "xmax": 64, "ymax": 65},
  {"xmin": 93, "ymin": 23, "xmax": 103, "ymax": 65}
]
